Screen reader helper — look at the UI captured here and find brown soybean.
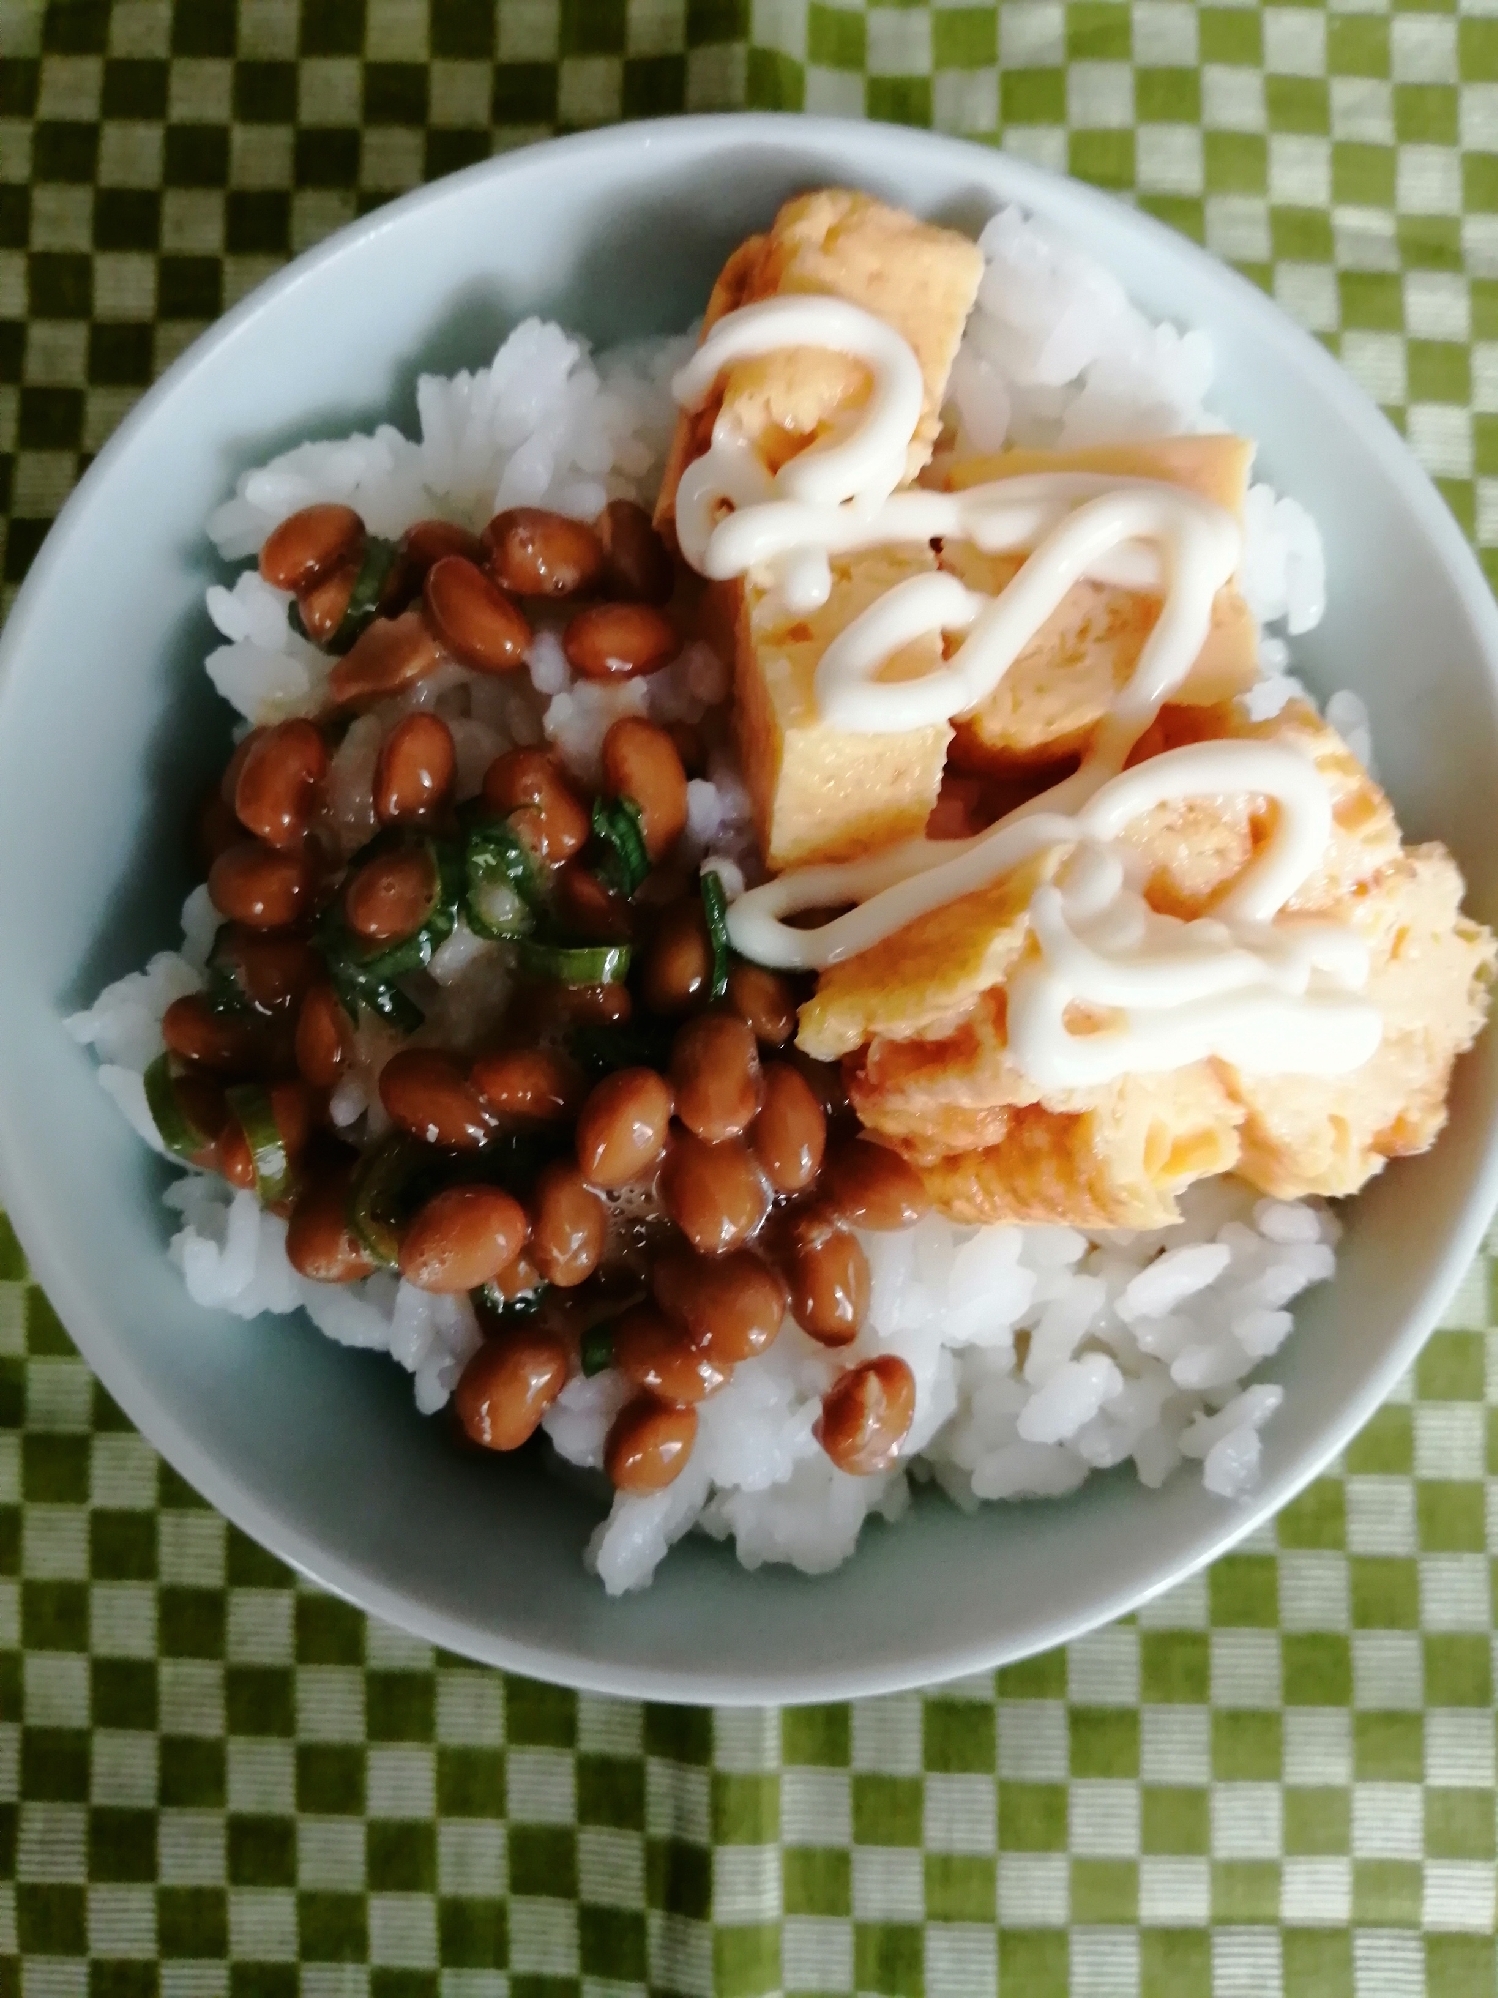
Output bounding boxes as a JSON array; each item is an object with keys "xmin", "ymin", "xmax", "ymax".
[
  {"xmin": 659, "ymin": 1133, "xmax": 770, "ymax": 1257},
  {"xmin": 329, "ymin": 609, "xmax": 442, "ymax": 704},
  {"xmin": 785, "ymin": 1218, "xmax": 869, "ymax": 1347},
  {"xmin": 233, "ymin": 719, "xmax": 328, "ymax": 849},
  {"xmin": 564, "ymin": 601, "xmax": 678, "ymax": 681},
  {"xmin": 174, "ymin": 1073, "xmax": 229, "ymax": 1166},
  {"xmin": 529, "ymin": 1161, "xmax": 607, "ymax": 1289},
  {"xmin": 194, "ymin": 789, "xmax": 243, "ymax": 873},
  {"xmin": 454, "ymin": 1331, "xmax": 570, "ymax": 1451},
  {"xmin": 260, "ymin": 503, "xmax": 363, "ymax": 593},
  {"xmin": 208, "ymin": 840, "xmax": 313, "ymax": 928},
  {"xmin": 605, "ymin": 1396, "xmax": 697, "ymax": 1493},
  {"xmin": 374, "ymin": 713, "xmax": 456, "ymax": 825},
  {"xmin": 750, "ymin": 1062, "xmax": 826, "ymax": 1194},
  {"xmin": 601, "ymin": 717, "xmax": 689, "ymax": 860},
  {"xmin": 818, "ymin": 1356, "xmax": 916, "ymax": 1475},
  {"xmin": 641, "ymin": 899, "xmax": 712, "ymax": 1014},
  {"xmin": 217, "ymin": 1079, "xmax": 313, "ymax": 1194},
  {"xmin": 286, "ymin": 1167, "xmax": 376, "ymax": 1283},
  {"xmin": 220, "ymin": 728, "xmax": 265, "ymax": 806},
  {"xmin": 215, "ymin": 927, "xmax": 321, "ymax": 1015},
  {"xmin": 295, "ymin": 984, "xmax": 351, "ymax": 1091},
  {"xmin": 161, "ymin": 995, "xmax": 264, "ymax": 1076},
  {"xmin": 727, "ymin": 962, "xmax": 799, "ymax": 1047},
  {"xmin": 398, "ymin": 517, "xmax": 486, "ymax": 577},
  {"xmin": 344, "ymin": 845, "xmax": 438, "ymax": 943},
  {"xmin": 670, "ymin": 1013, "xmax": 761, "ymax": 1143},
  {"xmin": 422, "ymin": 555, "xmax": 531, "ymax": 673},
  {"xmin": 297, "ymin": 560, "xmax": 360, "ymax": 644},
  {"xmin": 612, "ymin": 1303, "xmax": 730, "ymax": 1404},
  {"xmin": 575, "ymin": 1068, "xmax": 673, "ymax": 1189},
  {"xmin": 506, "ymin": 978, "xmax": 632, "ymax": 1040},
  {"xmin": 378, "ymin": 1050, "xmax": 495, "ymax": 1150},
  {"xmin": 399, "ymin": 1184, "xmax": 529, "ymax": 1294},
  {"xmin": 484, "ymin": 507, "xmax": 604, "ymax": 598},
  {"xmin": 596, "ymin": 498, "xmax": 675, "ymax": 604},
  {"xmin": 551, "ymin": 864, "xmax": 632, "ymax": 942},
  {"xmin": 824, "ymin": 1138, "xmax": 929, "ymax": 1230},
  {"xmin": 650, "ymin": 1249, "xmax": 788, "ymax": 1361},
  {"xmin": 470, "ymin": 1045, "xmax": 583, "ymax": 1124},
  {"xmin": 481, "ymin": 748, "xmax": 590, "ymax": 862}
]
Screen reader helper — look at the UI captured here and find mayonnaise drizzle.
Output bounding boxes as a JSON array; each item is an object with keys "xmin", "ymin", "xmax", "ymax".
[{"xmin": 669, "ymin": 291, "xmax": 1382, "ymax": 1087}]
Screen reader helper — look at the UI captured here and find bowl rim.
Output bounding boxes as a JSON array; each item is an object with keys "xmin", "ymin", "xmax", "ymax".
[{"xmin": 4, "ymin": 111, "xmax": 1498, "ymax": 1703}]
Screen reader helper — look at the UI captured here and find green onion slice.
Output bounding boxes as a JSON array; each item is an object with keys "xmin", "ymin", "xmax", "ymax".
[
  {"xmin": 591, "ymin": 794, "xmax": 650, "ymax": 897},
  {"xmin": 464, "ymin": 813, "xmax": 542, "ymax": 940},
  {"xmin": 579, "ymin": 1322, "xmax": 615, "ymax": 1377},
  {"xmin": 516, "ymin": 939, "xmax": 631, "ymax": 986},
  {"xmin": 224, "ymin": 1083, "xmax": 296, "ymax": 1206},
  {"xmin": 144, "ymin": 1052, "xmax": 217, "ymax": 1162},
  {"xmin": 347, "ymin": 1135, "xmax": 433, "ymax": 1266},
  {"xmin": 289, "ymin": 536, "xmax": 397, "ymax": 654},
  {"xmin": 701, "ymin": 868, "xmax": 730, "ymax": 1002}
]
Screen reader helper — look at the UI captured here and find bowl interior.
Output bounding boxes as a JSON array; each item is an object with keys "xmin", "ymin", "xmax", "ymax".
[{"xmin": 2, "ymin": 116, "xmax": 1496, "ymax": 1704}]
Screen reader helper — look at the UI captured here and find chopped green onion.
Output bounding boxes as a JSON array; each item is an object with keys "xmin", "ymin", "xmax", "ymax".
[
  {"xmin": 289, "ymin": 535, "xmax": 397, "ymax": 653},
  {"xmin": 144, "ymin": 1052, "xmax": 216, "ymax": 1162},
  {"xmin": 591, "ymin": 794, "xmax": 650, "ymax": 897},
  {"xmin": 464, "ymin": 813, "xmax": 542, "ymax": 940},
  {"xmin": 701, "ymin": 868, "xmax": 730, "ymax": 1001},
  {"xmin": 225, "ymin": 1083, "xmax": 296, "ymax": 1205},
  {"xmin": 316, "ymin": 835, "xmax": 462, "ymax": 1028},
  {"xmin": 579, "ymin": 1323, "xmax": 615, "ymax": 1377},
  {"xmin": 347, "ymin": 1135, "xmax": 433, "ymax": 1266},
  {"xmin": 516, "ymin": 939, "xmax": 631, "ymax": 986}
]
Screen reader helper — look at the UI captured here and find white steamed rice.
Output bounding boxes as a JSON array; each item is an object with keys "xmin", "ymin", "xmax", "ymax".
[{"xmin": 70, "ymin": 205, "xmax": 1348, "ymax": 1592}]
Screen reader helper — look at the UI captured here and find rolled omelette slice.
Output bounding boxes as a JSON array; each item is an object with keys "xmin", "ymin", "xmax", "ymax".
[
  {"xmin": 657, "ymin": 189, "xmax": 984, "ymax": 870},
  {"xmin": 937, "ymin": 434, "xmax": 1261, "ymax": 770}
]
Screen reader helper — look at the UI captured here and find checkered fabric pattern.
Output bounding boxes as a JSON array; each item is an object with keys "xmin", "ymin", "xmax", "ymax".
[{"xmin": 1, "ymin": 4, "xmax": 1496, "ymax": 1994}]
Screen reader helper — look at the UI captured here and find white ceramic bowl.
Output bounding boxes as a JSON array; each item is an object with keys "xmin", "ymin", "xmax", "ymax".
[{"xmin": 1, "ymin": 116, "xmax": 1495, "ymax": 1705}]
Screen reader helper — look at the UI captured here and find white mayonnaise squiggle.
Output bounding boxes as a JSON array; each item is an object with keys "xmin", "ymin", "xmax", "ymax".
[{"xmin": 670, "ymin": 292, "xmax": 1382, "ymax": 1087}]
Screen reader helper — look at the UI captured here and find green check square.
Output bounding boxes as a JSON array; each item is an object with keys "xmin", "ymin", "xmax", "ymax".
[
  {"xmin": 1346, "ymin": 1405, "xmax": 1412, "ymax": 1474},
  {"xmin": 1283, "ymin": 1634, "xmax": 1351, "ymax": 1707},
  {"xmin": 924, "ymin": 1853, "xmax": 994, "ymax": 1921},
  {"xmin": 1417, "ymin": 1330, "xmax": 1484, "ymax": 1400},
  {"xmin": 1426, "ymin": 1937, "xmax": 1498, "ymax": 1998},
  {"xmin": 1417, "ymin": 1480, "xmax": 1485, "ymax": 1551},
  {"xmin": 1210, "ymin": 1554, "xmax": 1278, "ymax": 1625},
  {"xmin": 998, "ymin": 1782, "xmax": 1067, "ymax": 1850},
  {"xmin": 854, "ymin": 1923, "xmax": 923, "ymax": 1998},
  {"xmin": 1424, "ymin": 1634, "xmax": 1493, "ymax": 1706},
  {"xmin": 1277, "ymin": 1481, "xmax": 1344, "ymax": 1549},
  {"xmin": 1142, "ymin": 1786, "xmax": 1209, "ymax": 1855},
  {"xmin": 852, "ymin": 1774, "xmax": 922, "ymax": 1846},
  {"xmin": 1200, "ymin": 8, "xmax": 1261, "ymax": 65},
  {"xmin": 1284, "ymin": 1932, "xmax": 1354, "ymax": 1998},
  {"xmin": 1425, "ymin": 1788, "xmax": 1496, "ymax": 1861},
  {"xmin": 509, "ymin": 1824, "xmax": 577, "ymax": 1900},
  {"xmin": 1351, "ymin": 1556, "xmax": 1420, "ymax": 1629},
  {"xmin": 1353, "ymin": 1858, "xmax": 1423, "ymax": 1926},
  {"xmin": 1213, "ymin": 1712, "xmax": 1281, "ymax": 1781},
  {"xmin": 782, "ymin": 1704, "xmax": 850, "ymax": 1766},
  {"xmin": 1071, "ymin": 1858, "xmax": 1138, "ymax": 1923},
  {"xmin": 784, "ymin": 1846, "xmax": 850, "ymax": 1918},
  {"xmin": 714, "ymin": 1771, "xmax": 779, "ymax": 1844},
  {"xmin": 925, "ymin": 1699, "xmax": 995, "ymax": 1773},
  {"xmin": 1354, "ymin": 1713, "xmax": 1423, "ymax": 1783},
  {"xmin": 438, "ymin": 1898, "xmax": 507, "ymax": 1969},
  {"xmin": 1284, "ymin": 1787, "xmax": 1350, "ymax": 1855},
  {"xmin": 1070, "ymin": 1708, "xmax": 1138, "ymax": 1778},
  {"xmin": 578, "ymin": 1753, "xmax": 643, "ymax": 1830}
]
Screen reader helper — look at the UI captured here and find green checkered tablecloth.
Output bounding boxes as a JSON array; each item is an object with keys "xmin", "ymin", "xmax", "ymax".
[{"xmin": 3, "ymin": 3, "xmax": 1497, "ymax": 1994}]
